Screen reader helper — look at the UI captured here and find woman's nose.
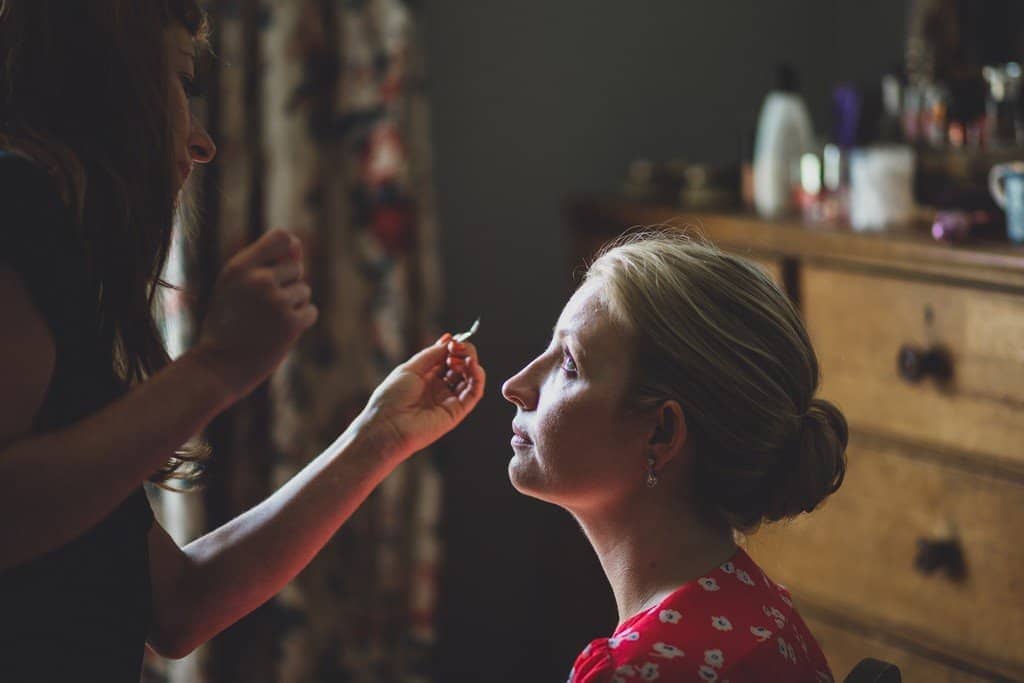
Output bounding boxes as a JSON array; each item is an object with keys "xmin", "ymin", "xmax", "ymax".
[
  {"xmin": 188, "ymin": 116, "xmax": 217, "ymax": 164},
  {"xmin": 502, "ymin": 365, "xmax": 538, "ymax": 411}
]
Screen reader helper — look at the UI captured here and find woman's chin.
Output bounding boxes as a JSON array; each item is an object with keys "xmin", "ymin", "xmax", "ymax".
[{"xmin": 507, "ymin": 451, "xmax": 551, "ymax": 500}]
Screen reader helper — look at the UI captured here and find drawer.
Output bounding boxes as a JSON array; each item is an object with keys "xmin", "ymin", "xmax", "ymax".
[
  {"xmin": 802, "ymin": 265, "xmax": 1024, "ymax": 466},
  {"xmin": 803, "ymin": 616, "xmax": 996, "ymax": 682},
  {"xmin": 746, "ymin": 434, "xmax": 1024, "ymax": 680}
]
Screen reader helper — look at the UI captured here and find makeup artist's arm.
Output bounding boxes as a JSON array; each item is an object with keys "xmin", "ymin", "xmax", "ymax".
[
  {"xmin": 0, "ymin": 230, "xmax": 314, "ymax": 571},
  {"xmin": 146, "ymin": 338, "xmax": 484, "ymax": 659}
]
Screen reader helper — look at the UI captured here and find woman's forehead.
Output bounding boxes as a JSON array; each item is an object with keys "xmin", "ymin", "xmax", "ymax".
[{"xmin": 557, "ymin": 284, "xmax": 624, "ymax": 355}]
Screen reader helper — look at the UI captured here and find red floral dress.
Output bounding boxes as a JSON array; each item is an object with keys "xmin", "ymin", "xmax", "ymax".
[{"xmin": 568, "ymin": 549, "xmax": 834, "ymax": 683}]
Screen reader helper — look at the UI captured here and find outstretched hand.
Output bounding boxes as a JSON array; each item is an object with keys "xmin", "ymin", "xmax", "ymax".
[{"xmin": 359, "ymin": 334, "xmax": 485, "ymax": 460}]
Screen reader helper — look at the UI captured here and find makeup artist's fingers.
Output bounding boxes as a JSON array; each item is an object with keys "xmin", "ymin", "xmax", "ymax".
[
  {"xmin": 457, "ymin": 355, "xmax": 486, "ymax": 404},
  {"xmin": 403, "ymin": 341, "xmax": 450, "ymax": 375},
  {"xmin": 231, "ymin": 229, "xmax": 301, "ymax": 269},
  {"xmin": 443, "ymin": 340, "xmax": 482, "ymax": 398},
  {"xmin": 271, "ymin": 259, "xmax": 303, "ymax": 286},
  {"xmin": 447, "ymin": 340, "xmax": 478, "ymax": 364},
  {"xmin": 280, "ymin": 282, "xmax": 312, "ymax": 308},
  {"xmin": 295, "ymin": 303, "xmax": 319, "ymax": 329}
]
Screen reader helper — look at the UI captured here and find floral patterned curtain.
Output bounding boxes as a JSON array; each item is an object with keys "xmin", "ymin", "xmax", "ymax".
[{"xmin": 146, "ymin": 1, "xmax": 443, "ymax": 681}]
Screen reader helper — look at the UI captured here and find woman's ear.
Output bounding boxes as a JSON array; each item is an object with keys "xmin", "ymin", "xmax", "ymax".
[{"xmin": 648, "ymin": 400, "xmax": 688, "ymax": 469}]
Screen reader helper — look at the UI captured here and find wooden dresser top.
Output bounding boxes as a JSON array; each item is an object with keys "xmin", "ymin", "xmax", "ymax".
[{"xmin": 568, "ymin": 198, "xmax": 1024, "ymax": 291}]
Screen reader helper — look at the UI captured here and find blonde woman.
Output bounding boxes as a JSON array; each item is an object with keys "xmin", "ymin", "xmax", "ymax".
[{"xmin": 503, "ymin": 232, "xmax": 846, "ymax": 682}]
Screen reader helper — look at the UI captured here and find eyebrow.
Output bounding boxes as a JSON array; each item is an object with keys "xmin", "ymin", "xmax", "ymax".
[{"xmin": 551, "ymin": 327, "xmax": 583, "ymax": 351}]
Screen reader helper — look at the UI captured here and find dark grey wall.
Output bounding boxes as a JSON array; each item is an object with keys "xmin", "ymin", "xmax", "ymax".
[{"xmin": 422, "ymin": 3, "xmax": 905, "ymax": 681}]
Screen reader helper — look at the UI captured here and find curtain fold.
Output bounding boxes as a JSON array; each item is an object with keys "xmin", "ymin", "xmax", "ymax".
[{"xmin": 148, "ymin": 1, "xmax": 443, "ymax": 681}]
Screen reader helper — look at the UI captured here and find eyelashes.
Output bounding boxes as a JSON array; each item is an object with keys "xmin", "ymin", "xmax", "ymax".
[{"xmin": 560, "ymin": 349, "xmax": 578, "ymax": 375}]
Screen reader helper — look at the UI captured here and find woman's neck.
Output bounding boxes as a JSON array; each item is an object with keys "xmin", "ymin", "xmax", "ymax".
[{"xmin": 574, "ymin": 494, "xmax": 737, "ymax": 627}]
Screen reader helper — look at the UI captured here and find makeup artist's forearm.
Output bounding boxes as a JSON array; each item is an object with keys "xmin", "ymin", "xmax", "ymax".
[
  {"xmin": 0, "ymin": 350, "xmax": 234, "ymax": 570},
  {"xmin": 173, "ymin": 426, "xmax": 400, "ymax": 652}
]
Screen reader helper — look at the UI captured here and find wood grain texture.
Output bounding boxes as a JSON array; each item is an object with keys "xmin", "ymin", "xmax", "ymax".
[
  {"xmin": 802, "ymin": 264, "xmax": 1024, "ymax": 468},
  {"xmin": 567, "ymin": 199, "xmax": 1024, "ymax": 290},
  {"xmin": 803, "ymin": 616, "xmax": 1001, "ymax": 682},
  {"xmin": 746, "ymin": 434, "xmax": 1024, "ymax": 680}
]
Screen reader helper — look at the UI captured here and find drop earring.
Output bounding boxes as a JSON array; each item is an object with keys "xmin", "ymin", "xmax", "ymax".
[{"xmin": 646, "ymin": 455, "xmax": 658, "ymax": 488}]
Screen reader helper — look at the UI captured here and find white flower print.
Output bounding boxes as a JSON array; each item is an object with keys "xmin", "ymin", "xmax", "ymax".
[
  {"xmin": 711, "ymin": 615, "xmax": 733, "ymax": 631},
  {"xmin": 698, "ymin": 577, "xmax": 720, "ymax": 592},
  {"xmin": 795, "ymin": 629, "xmax": 809, "ymax": 656},
  {"xmin": 735, "ymin": 568, "xmax": 755, "ymax": 586},
  {"xmin": 639, "ymin": 662, "xmax": 660, "ymax": 681},
  {"xmin": 778, "ymin": 588, "xmax": 794, "ymax": 607},
  {"xmin": 612, "ymin": 677, "xmax": 627, "ymax": 683},
  {"xmin": 651, "ymin": 642, "xmax": 685, "ymax": 659},
  {"xmin": 777, "ymin": 637, "xmax": 796, "ymax": 662},
  {"xmin": 697, "ymin": 664, "xmax": 719, "ymax": 681},
  {"xmin": 704, "ymin": 649, "xmax": 725, "ymax": 669},
  {"xmin": 816, "ymin": 671, "xmax": 834, "ymax": 682},
  {"xmin": 658, "ymin": 609, "xmax": 682, "ymax": 624},
  {"xmin": 720, "ymin": 561, "xmax": 735, "ymax": 574},
  {"xmin": 615, "ymin": 665, "xmax": 638, "ymax": 677},
  {"xmin": 750, "ymin": 625, "xmax": 773, "ymax": 642},
  {"xmin": 609, "ymin": 629, "xmax": 641, "ymax": 649}
]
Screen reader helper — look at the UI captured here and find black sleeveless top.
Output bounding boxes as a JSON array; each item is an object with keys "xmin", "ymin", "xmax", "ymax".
[{"xmin": 0, "ymin": 153, "xmax": 154, "ymax": 682}]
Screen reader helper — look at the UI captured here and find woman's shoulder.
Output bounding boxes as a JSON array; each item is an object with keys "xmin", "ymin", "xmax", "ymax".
[{"xmin": 568, "ymin": 549, "xmax": 835, "ymax": 682}]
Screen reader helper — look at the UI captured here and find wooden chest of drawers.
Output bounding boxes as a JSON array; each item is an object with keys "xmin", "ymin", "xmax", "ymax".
[{"xmin": 568, "ymin": 200, "xmax": 1024, "ymax": 682}]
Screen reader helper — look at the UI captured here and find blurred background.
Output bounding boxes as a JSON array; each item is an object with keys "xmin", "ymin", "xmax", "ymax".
[{"xmin": 145, "ymin": 1, "xmax": 1024, "ymax": 682}]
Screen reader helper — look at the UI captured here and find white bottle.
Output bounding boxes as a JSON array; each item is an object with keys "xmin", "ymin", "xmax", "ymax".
[{"xmin": 753, "ymin": 65, "xmax": 815, "ymax": 219}]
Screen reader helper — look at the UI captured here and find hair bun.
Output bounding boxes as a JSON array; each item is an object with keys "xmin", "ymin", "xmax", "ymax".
[{"xmin": 762, "ymin": 398, "xmax": 848, "ymax": 522}]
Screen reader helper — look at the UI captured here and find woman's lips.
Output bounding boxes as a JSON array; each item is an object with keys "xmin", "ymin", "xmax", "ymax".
[{"xmin": 511, "ymin": 423, "xmax": 533, "ymax": 446}]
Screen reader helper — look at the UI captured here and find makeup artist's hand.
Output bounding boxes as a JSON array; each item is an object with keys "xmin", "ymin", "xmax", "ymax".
[
  {"xmin": 190, "ymin": 229, "xmax": 317, "ymax": 402},
  {"xmin": 357, "ymin": 335, "xmax": 485, "ymax": 461}
]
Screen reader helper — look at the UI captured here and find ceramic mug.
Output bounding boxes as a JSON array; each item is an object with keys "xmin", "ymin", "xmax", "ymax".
[{"xmin": 989, "ymin": 161, "xmax": 1024, "ymax": 244}]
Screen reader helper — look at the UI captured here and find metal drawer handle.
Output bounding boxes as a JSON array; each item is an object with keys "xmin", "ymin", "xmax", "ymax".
[
  {"xmin": 913, "ymin": 537, "xmax": 966, "ymax": 581},
  {"xmin": 897, "ymin": 345, "xmax": 953, "ymax": 383}
]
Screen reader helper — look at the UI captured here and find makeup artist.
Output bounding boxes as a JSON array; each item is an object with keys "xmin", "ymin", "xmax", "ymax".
[{"xmin": 0, "ymin": 2, "xmax": 485, "ymax": 679}]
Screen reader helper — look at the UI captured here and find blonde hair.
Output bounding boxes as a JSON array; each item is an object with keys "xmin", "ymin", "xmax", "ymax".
[{"xmin": 586, "ymin": 229, "xmax": 847, "ymax": 531}]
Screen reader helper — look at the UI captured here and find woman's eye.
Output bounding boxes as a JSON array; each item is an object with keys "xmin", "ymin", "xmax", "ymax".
[
  {"xmin": 560, "ymin": 350, "xmax": 578, "ymax": 375},
  {"xmin": 180, "ymin": 73, "xmax": 203, "ymax": 99}
]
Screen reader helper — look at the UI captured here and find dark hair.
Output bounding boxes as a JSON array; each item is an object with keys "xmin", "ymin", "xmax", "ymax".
[
  {"xmin": 0, "ymin": 0, "xmax": 211, "ymax": 485},
  {"xmin": 587, "ymin": 230, "xmax": 848, "ymax": 532}
]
